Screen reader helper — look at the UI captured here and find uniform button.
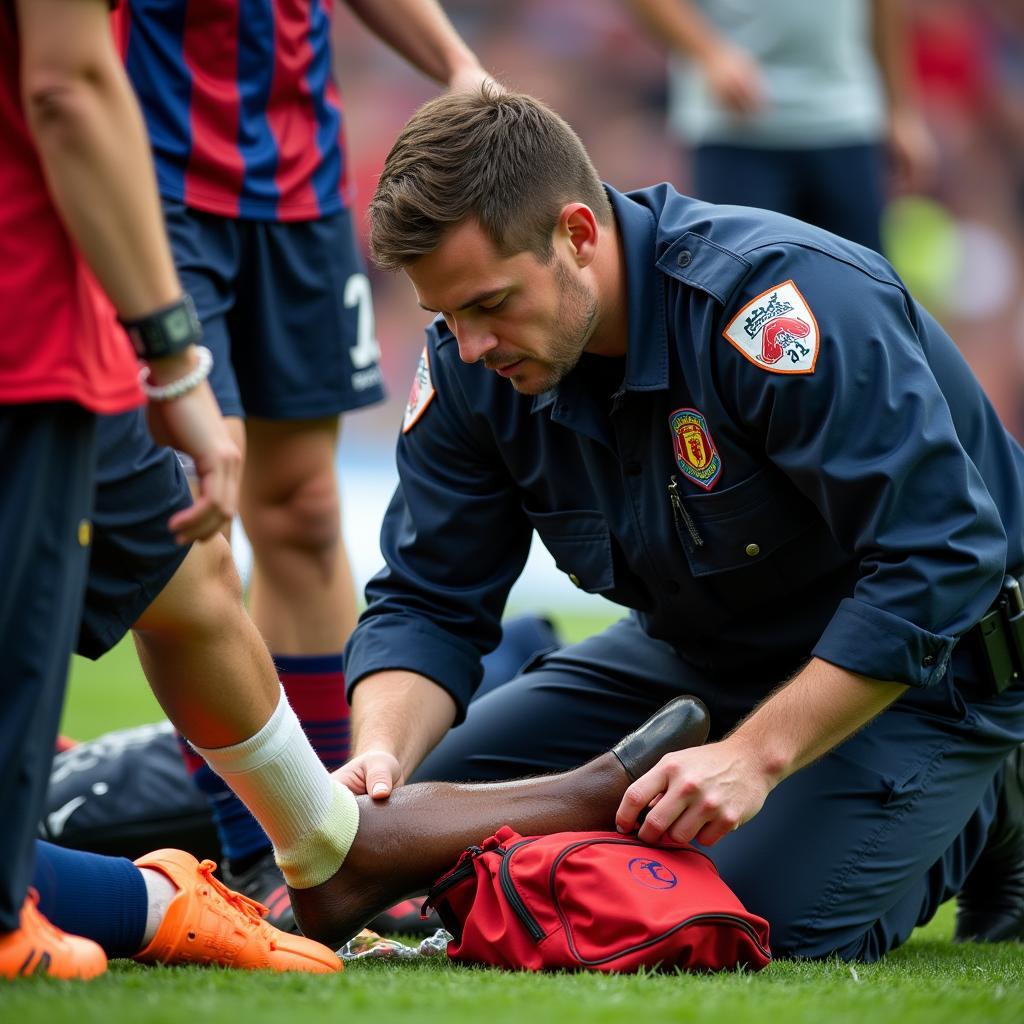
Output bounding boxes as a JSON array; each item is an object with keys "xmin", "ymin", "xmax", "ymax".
[
  {"xmin": 745, "ymin": 543, "xmax": 760, "ymax": 557},
  {"xmin": 676, "ymin": 249, "xmax": 692, "ymax": 268},
  {"xmin": 922, "ymin": 653, "xmax": 936, "ymax": 667},
  {"xmin": 624, "ymin": 460, "xmax": 642, "ymax": 476},
  {"xmin": 569, "ymin": 573, "xmax": 581, "ymax": 588},
  {"xmin": 664, "ymin": 580, "xmax": 680, "ymax": 594}
]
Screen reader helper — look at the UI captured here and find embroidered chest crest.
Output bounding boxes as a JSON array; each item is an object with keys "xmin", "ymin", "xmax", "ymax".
[
  {"xmin": 722, "ymin": 279, "xmax": 819, "ymax": 374},
  {"xmin": 669, "ymin": 407, "xmax": 722, "ymax": 491}
]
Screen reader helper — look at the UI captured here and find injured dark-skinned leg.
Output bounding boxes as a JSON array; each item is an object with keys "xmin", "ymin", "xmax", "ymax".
[{"xmin": 288, "ymin": 695, "xmax": 709, "ymax": 948}]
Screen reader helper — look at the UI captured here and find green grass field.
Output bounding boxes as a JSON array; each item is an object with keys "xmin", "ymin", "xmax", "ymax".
[{"xmin": 6, "ymin": 611, "xmax": 1020, "ymax": 1022}]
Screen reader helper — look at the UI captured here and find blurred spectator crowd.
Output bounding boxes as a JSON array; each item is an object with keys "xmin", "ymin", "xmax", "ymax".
[{"xmin": 331, "ymin": 0, "xmax": 1024, "ymax": 444}]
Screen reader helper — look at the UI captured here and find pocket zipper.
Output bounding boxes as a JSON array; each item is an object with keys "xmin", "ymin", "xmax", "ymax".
[
  {"xmin": 498, "ymin": 838, "xmax": 546, "ymax": 941},
  {"xmin": 548, "ymin": 837, "xmax": 771, "ymax": 966},
  {"xmin": 668, "ymin": 475, "xmax": 703, "ymax": 548}
]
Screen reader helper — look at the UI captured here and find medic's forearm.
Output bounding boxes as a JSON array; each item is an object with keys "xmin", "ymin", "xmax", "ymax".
[
  {"xmin": 725, "ymin": 657, "xmax": 908, "ymax": 784},
  {"xmin": 349, "ymin": 669, "xmax": 458, "ymax": 780}
]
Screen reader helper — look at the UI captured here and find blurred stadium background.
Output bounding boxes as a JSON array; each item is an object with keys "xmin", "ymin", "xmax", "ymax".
[{"xmin": 251, "ymin": 0, "xmax": 1024, "ymax": 618}]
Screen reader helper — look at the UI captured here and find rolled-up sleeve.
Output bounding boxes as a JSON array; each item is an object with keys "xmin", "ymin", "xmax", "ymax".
[
  {"xmin": 717, "ymin": 249, "xmax": 1007, "ymax": 687},
  {"xmin": 344, "ymin": 332, "xmax": 532, "ymax": 722}
]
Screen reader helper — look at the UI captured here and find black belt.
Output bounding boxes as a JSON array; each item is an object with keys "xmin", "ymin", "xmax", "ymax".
[{"xmin": 965, "ymin": 574, "xmax": 1024, "ymax": 694}]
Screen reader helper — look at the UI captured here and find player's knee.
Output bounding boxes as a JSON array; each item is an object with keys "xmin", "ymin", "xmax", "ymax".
[{"xmin": 246, "ymin": 472, "xmax": 341, "ymax": 558}]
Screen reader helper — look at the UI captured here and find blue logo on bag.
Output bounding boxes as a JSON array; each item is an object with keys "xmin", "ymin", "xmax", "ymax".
[{"xmin": 628, "ymin": 857, "xmax": 678, "ymax": 890}]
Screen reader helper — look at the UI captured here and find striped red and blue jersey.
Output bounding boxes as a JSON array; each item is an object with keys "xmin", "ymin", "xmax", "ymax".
[{"xmin": 114, "ymin": 0, "xmax": 350, "ymax": 222}]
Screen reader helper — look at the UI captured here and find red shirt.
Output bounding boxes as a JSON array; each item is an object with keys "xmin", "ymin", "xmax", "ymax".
[{"xmin": 0, "ymin": 2, "xmax": 143, "ymax": 413}]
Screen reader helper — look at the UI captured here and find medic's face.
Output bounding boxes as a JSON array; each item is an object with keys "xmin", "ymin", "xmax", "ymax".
[{"xmin": 406, "ymin": 218, "xmax": 598, "ymax": 396}]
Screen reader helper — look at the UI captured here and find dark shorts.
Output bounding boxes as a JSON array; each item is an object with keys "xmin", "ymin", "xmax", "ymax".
[
  {"xmin": 692, "ymin": 142, "xmax": 886, "ymax": 253},
  {"xmin": 0, "ymin": 402, "xmax": 96, "ymax": 927},
  {"xmin": 76, "ymin": 409, "xmax": 193, "ymax": 659},
  {"xmin": 162, "ymin": 200, "xmax": 386, "ymax": 420}
]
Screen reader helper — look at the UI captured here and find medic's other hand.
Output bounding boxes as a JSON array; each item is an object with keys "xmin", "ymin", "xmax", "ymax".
[
  {"xmin": 614, "ymin": 739, "xmax": 774, "ymax": 848},
  {"xmin": 145, "ymin": 357, "xmax": 241, "ymax": 544},
  {"xmin": 333, "ymin": 750, "xmax": 405, "ymax": 800}
]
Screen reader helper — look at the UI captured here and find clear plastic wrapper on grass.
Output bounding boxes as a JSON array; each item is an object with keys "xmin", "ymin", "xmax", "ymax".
[{"xmin": 337, "ymin": 927, "xmax": 453, "ymax": 961}]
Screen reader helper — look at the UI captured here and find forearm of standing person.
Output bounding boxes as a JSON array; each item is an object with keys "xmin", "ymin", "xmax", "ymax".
[
  {"xmin": 623, "ymin": 0, "xmax": 729, "ymax": 64},
  {"xmin": 337, "ymin": 670, "xmax": 458, "ymax": 798},
  {"xmin": 622, "ymin": 0, "xmax": 763, "ymax": 114},
  {"xmin": 871, "ymin": 0, "xmax": 935, "ymax": 192},
  {"xmin": 17, "ymin": 0, "xmax": 182, "ymax": 322},
  {"xmin": 342, "ymin": 0, "xmax": 489, "ymax": 90}
]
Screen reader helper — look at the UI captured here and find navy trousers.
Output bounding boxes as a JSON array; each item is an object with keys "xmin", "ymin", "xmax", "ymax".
[
  {"xmin": 0, "ymin": 405, "xmax": 96, "ymax": 931},
  {"xmin": 413, "ymin": 614, "xmax": 1024, "ymax": 961}
]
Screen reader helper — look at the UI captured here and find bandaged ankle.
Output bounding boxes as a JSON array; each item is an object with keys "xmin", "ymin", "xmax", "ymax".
[{"xmin": 192, "ymin": 686, "xmax": 359, "ymax": 888}]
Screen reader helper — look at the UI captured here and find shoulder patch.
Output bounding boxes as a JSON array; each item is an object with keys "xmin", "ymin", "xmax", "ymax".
[
  {"xmin": 402, "ymin": 346, "xmax": 435, "ymax": 433},
  {"xmin": 722, "ymin": 279, "xmax": 819, "ymax": 374}
]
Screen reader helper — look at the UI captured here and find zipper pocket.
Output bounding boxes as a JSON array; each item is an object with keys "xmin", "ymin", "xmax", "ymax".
[
  {"xmin": 668, "ymin": 475, "xmax": 703, "ymax": 548},
  {"xmin": 498, "ymin": 838, "xmax": 545, "ymax": 941},
  {"xmin": 547, "ymin": 837, "xmax": 771, "ymax": 966}
]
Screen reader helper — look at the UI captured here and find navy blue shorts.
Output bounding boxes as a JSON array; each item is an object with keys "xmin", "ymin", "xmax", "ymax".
[
  {"xmin": 0, "ymin": 402, "xmax": 97, "ymax": 927},
  {"xmin": 692, "ymin": 142, "xmax": 885, "ymax": 253},
  {"xmin": 76, "ymin": 409, "xmax": 193, "ymax": 659},
  {"xmin": 162, "ymin": 201, "xmax": 386, "ymax": 420}
]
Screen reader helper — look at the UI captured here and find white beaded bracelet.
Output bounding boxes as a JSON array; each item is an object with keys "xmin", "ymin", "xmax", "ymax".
[{"xmin": 139, "ymin": 345, "xmax": 214, "ymax": 402}]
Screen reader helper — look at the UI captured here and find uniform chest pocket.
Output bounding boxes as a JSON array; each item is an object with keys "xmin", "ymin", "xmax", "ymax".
[
  {"xmin": 524, "ymin": 508, "xmax": 615, "ymax": 594},
  {"xmin": 675, "ymin": 467, "xmax": 822, "ymax": 578}
]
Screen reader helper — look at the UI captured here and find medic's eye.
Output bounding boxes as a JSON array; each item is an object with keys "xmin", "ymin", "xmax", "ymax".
[{"xmin": 479, "ymin": 295, "xmax": 508, "ymax": 313}]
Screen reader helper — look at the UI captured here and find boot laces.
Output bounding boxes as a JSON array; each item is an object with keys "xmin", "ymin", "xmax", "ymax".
[{"xmin": 198, "ymin": 860, "xmax": 270, "ymax": 926}]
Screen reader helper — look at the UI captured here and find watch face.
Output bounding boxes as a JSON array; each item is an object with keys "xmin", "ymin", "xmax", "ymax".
[{"xmin": 165, "ymin": 307, "xmax": 193, "ymax": 343}]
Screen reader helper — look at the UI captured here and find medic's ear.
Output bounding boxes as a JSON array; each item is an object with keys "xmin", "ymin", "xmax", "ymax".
[{"xmin": 558, "ymin": 203, "xmax": 599, "ymax": 267}]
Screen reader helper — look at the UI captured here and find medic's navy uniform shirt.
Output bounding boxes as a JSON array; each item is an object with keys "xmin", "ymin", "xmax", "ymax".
[
  {"xmin": 346, "ymin": 184, "xmax": 1024, "ymax": 722},
  {"xmin": 113, "ymin": 0, "xmax": 349, "ymax": 221}
]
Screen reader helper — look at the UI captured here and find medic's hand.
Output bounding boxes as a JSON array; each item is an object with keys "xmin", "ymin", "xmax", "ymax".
[
  {"xmin": 145, "ymin": 361, "xmax": 241, "ymax": 544},
  {"xmin": 614, "ymin": 738, "xmax": 774, "ymax": 847},
  {"xmin": 333, "ymin": 750, "xmax": 405, "ymax": 800}
]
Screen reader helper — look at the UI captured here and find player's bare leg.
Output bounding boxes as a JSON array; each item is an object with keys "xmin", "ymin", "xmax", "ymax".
[
  {"xmin": 241, "ymin": 416, "xmax": 357, "ymax": 656},
  {"xmin": 288, "ymin": 697, "xmax": 710, "ymax": 948},
  {"xmin": 132, "ymin": 536, "xmax": 280, "ymax": 747}
]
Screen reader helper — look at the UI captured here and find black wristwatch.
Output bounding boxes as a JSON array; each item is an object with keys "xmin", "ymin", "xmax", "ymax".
[{"xmin": 120, "ymin": 293, "xmax": 202, "ymax": 360}]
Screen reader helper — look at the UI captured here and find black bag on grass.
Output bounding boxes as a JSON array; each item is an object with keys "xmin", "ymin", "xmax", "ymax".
[{"xmin": 40, "ymin": 720, "xmax": 221, "ymax": 862}]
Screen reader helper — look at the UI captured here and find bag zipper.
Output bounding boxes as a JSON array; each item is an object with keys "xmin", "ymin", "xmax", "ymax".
[
  {"xmin": 668, "ymin": 475, "xmax": 703, "ymax": 548},
  {"xmin": 498, "ymin": 838, "xmax": 546, "ymax": 941},
  {"xmin": 423, "ymin": 846, "xmax": 482, "ymax": 910},
  {"xmin": 548, "ymin": 837, "xmax": 771, "ymax": 966}
]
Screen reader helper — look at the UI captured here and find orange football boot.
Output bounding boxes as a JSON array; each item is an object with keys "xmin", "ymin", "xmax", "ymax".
[
  {"xmin": 0, "ymin": 890, "xmax": 107, "ymax": 980},
  {"xmin": 132, "ymin": 849, "xmax": 340, "ymax": 973}
]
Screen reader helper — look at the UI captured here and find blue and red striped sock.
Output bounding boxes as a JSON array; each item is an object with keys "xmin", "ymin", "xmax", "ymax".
[
  {"xmin": 179, "ymin": 653, "xmax": 350, "ymax": 870},
  {"xmin": 273, "ymin": 653, "xmax": 350, "ymax": 772}
]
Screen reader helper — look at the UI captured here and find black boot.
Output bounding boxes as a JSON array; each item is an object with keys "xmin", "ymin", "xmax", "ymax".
[{"xmin": 954, "ymin": 744, "xmax": 1024, "ymax": 942}]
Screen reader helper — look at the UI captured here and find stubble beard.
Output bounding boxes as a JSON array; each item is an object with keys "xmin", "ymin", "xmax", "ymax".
[{"xmin": 509, "ymin": 263, "xmax": 600, "ymax": 396}]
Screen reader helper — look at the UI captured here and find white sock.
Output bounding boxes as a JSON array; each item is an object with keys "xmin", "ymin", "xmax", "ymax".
[
  {"xmin": 139, "ymin": 868, "xmax": 177, "ymax": 947},
  {"xmin": 192, "ymin": 686, "xmax": 359, "ymax": 888}
]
